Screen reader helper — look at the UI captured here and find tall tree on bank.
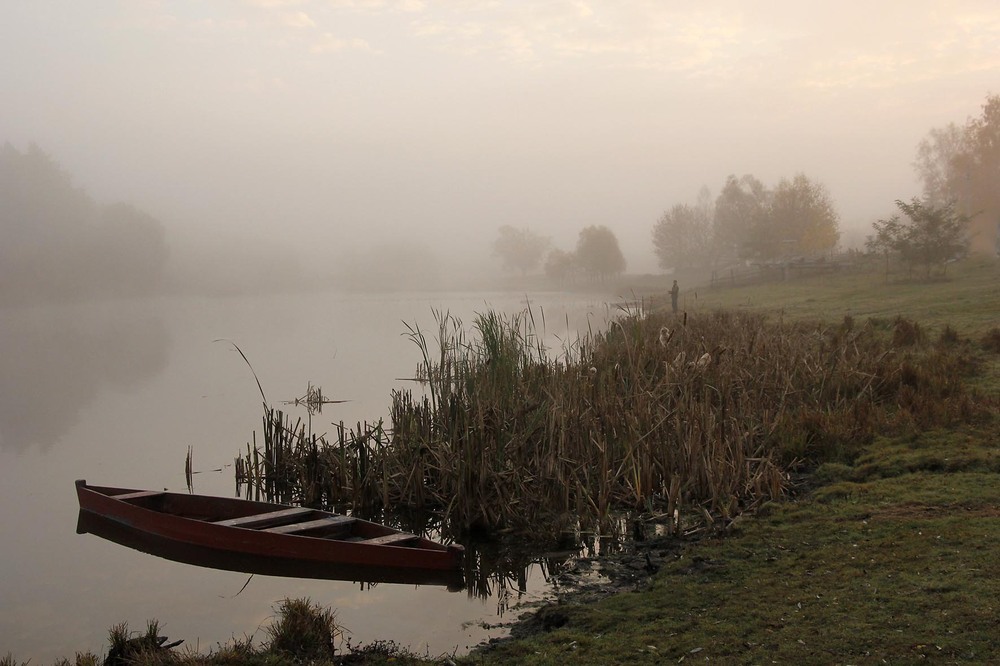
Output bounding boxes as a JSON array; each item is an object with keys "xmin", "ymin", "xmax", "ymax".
[
  {"xmin": 544, "ymin": 248, "xmax": 577, "ymax": 284},
  {"xmin": 650, "ymin": 174, "xmax": 839, "ymax": 272},
  {"xmin": 576, "ymin": 225, "xmax": 626, "ymax": 281},
  {"xmin": 867, "ymin": 198, "xmax": 971, "ymax": 278},
  {"xmin": 651, "ymin": 201, "xmax": 712, "ymax": 271},
  {"xmin": 749, "ymin": 173, "xmax": 840, "ymax": 260},
  {"xmin": 713, "ymin": 174, "xmax": 768, "ymax": 260},
  {"xmin": 491, "ymin": 225, "xmax": 551, "ymax": 276},
  {"xmin": 915, "ymin": 94, "xmax": 1000, "ymax": 254}
]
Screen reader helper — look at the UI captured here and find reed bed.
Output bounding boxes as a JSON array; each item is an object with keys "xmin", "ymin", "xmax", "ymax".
[
  {"xmin": 235, "ymin": 408, "xmax": 392, "ymax": 510},
  {"xmin": 237, "ymin": 307, "xmax": 981, "ymax": 540}
]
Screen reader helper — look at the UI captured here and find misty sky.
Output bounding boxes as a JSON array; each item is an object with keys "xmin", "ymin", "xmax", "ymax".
[{"xmin": 3, "ymin": 1, "xmax": 999, "ymax": 273}]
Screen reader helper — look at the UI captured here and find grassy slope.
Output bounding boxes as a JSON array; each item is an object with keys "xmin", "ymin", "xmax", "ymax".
[
  {"xmin": 465, "ymin": 258, "xmax": 1000, "ymax": 665},
  {"xmin": 685, "ymin": 257, "xmax": 1000, "ymax": 338}
]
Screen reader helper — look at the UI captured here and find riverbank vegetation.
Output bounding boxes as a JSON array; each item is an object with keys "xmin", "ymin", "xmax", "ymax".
[
  {"xmin": 237, "ymin": 266, "xmax": 986, "ymax": 546},
  {"xmin": 12, "ymin": 256, "xmax": 999, "ymax": 664}
]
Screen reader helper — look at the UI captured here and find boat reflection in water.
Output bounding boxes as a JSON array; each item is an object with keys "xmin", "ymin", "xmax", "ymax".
[
  {"xmin": 76, "ymin": 508, "xmax": 618, "ymax": 616},
  {"xmin": 76, "ymin": 510, "xmax": 465, "ymax": 590},
  {"xmin": 77, "ymin": 474, "xmax": 629, "ymax": 611}
]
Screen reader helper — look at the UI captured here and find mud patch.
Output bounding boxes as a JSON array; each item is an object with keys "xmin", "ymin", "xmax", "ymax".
[{"xmin": 477, "ymin": 533, "xmax": 689, "ymax": 647}]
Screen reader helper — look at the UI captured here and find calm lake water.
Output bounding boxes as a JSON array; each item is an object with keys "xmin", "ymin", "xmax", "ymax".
[{"xmin": 0, "ymin": 288, "xmax": 618, "ymax": 662}]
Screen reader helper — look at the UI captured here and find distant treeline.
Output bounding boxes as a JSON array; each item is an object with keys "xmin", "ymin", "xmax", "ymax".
[{"xmin": 0, "ymin": 143, "xmax": 168, "ymax": 304}]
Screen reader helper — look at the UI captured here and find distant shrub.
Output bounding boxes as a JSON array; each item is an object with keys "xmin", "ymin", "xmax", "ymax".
[
  {"xmin": 981, "ymin": 327, "xmax": 1000, "ymax": 353},
  {"xmin": 892, "ymin": 316, "xmax": 924, "ymax": 346}
]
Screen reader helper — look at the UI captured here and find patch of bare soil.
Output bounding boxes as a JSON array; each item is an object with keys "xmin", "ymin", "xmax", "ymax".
[{"xmin": 475, "ymin": 533, "xmax": 689, "ymax": 647}]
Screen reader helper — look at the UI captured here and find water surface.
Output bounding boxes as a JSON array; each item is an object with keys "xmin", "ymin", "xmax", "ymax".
[{"xmin": 0, "ymin": 289, "xmax": 615, "ymax": 662}]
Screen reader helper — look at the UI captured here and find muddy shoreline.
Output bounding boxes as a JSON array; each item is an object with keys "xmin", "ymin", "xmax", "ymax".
[{"xmin": 472, "ymin": 530, "xmax": 695, "ymax": 651}]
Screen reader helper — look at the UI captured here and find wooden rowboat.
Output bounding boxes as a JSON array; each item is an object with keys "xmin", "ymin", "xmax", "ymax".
[
  {"xmin": 75, "ymin": 480, "xmax": 464, "ymax": 575},
  {"xmin": 75, "ymin": 510, "xmax": 465, "ymax": 588}
]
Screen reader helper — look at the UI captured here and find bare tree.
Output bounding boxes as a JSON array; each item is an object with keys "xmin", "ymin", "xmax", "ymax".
[
  {"xmin": 914, "ymin": 123, "xmax": 965, "ymax": 205},
  {"xmin": 914, "ymin": 94, "xmax": 1000, "ymax": 254}
]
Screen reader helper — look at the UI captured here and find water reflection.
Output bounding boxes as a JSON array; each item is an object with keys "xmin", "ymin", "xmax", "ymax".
[
  {"xmin": 76, "ymin": 511, "xmax": 465, "ymax": 589},
  {"xmin": 77, "ymin": 504, "xmax": 622, "ymax": 620},
  {"xmin": 0, "ymin": 304, "xmax": 169, "ymax": 452},
  {"xmin": 2, "ymin": 291, "xmax": 615, "ymax": 663},
  {"xmin": 460, "ymin": 539, "xmax": 579, "ymax": 618}
]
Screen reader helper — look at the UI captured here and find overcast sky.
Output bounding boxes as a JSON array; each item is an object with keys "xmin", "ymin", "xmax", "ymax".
[{"xmin": 3, "ymin": 1, "xmax": 998, "ymax": 273}]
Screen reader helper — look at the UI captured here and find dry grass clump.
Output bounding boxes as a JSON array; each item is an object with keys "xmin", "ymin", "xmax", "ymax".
[
  {"xmin": 238, "ymin": 307, "xmax": 983, "ymax": 540},
  {"xmin": 0, "ymin": 655, "xmax": 29, "ymax": 666},
  {"xmin": 981, "ymin": 327, "xmax": 1000, "ymax": 353},
  {"xmin": 104, "ymin": 621, "xmax": 182, "ymax": 666},
  {"xmin": 891, "ymin": 316, "xmax": 924, "ymax": 346},
  {"xmin": 263, "ymin": 598, "xmax": 341, "ymax": 662},
  {"xmin": 939, "ymin": 324, "xmax": 960, "ymax": 345}
]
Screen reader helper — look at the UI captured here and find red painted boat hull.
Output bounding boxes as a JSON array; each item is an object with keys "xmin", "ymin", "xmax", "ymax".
[{"xmin": 75, "ymin": 480, "xmax": 464, "ymax": 572}]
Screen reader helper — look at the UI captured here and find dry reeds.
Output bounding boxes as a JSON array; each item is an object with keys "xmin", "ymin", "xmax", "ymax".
[{"xmin": 237, "ymin": 306, "xmax": 981, "ymax": 540}]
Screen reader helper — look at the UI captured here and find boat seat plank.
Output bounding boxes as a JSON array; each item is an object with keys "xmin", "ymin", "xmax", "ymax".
[
  {"xmin": 362, "ymin": 532, "xmax": 419, "ymax": 546},
  {"xmin": 263, "ymin": 515, "xmax": 356, "ymax": 535},
  {"xmin": 215, "ymin": 507, "xmax": 314, "ymax": 528},
  {"xmin": 112, "ymin": 491, "xmax": 164, "ymax": 501}
]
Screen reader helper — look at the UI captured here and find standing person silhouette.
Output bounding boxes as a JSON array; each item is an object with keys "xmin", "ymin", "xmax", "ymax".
[{"xmin": 670, "ymin": 279, "xmax": 679, "ymax": 313}]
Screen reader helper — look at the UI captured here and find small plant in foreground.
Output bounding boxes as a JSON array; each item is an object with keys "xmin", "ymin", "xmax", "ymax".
[
  {"xmin": 104, "ymin": 620, "xmax": 182, "ymax": 666},
  {"xmin": 52, "ymin": 656, "xmax": 100, "ymax": 666},
  {"xmin": 264, "ymin": 597, "xmax": 340, "ymax": 662},
  {"xmin": 343, "ymin": 638, "xmax": 428, "ymax": 663},
  {"xmin": 206, "ymin": 635, "xmax": 258, "ymax": 664}
]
